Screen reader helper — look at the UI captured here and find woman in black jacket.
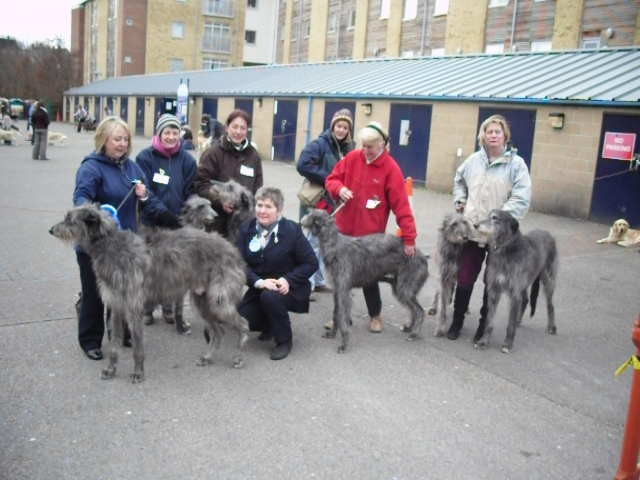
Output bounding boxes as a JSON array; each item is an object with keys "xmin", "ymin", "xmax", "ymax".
[{"xmin": 235, "ymin": 187, "xmax": 318, "ymax": 360}]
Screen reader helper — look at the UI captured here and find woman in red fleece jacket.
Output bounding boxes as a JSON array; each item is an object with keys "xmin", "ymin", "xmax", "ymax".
[{"xmin": 325, "ymin": 121, "xmax": 417, "ymax": 334}]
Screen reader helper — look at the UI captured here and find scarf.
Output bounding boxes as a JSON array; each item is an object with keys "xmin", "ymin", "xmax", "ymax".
[
  {"xmin": 152, "ymin": 135, "xmax": 181, "ymax": 158},
  {"xmin": 227, "ymin": 135, "xmax": 250, "ymax": 151}
]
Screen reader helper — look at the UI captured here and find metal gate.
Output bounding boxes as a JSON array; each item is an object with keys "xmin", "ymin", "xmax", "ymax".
[
  {"xmin": 477, "ymin": 107, "xmax": 536, "ymax": 169},
  {"xmin": 590, "ymin": 113, "xmax": 640, "ymax": 225},
  {"xmin": 272, "ymin": 99, "xmax": 298, "ymax": 162},
  {"xmin": 135, "ymin": 97, "xmax": 145, "ymax": 136},
  {"xmin": 388, "ymin": 103, "xmax": 432, "ymax": 183},
  {"xmin": 120, "ymin": 96, "xmax": 128, "ymax": 121},
  {"xmin": 323, "ymin": 101, "xmax": 356, "ymax": 131}
]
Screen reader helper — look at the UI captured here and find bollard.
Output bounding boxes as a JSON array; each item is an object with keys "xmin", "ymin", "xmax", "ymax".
[
  {"xmin": 615, "ymin": 314, "xmax": 640, "ymax": 480},
  {"xmin": 396, "ymin": 177, "xmax": 414, "ymax": 237}
]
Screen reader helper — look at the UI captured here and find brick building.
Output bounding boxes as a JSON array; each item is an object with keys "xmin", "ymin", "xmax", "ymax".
[{"xmin": 276, "ymin": 0, "xmax": 640, "ymax": 63}]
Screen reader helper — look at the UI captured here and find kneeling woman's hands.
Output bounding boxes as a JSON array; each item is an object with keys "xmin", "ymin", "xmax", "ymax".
[{"xmin": 262, "ymin": 277, "xmax": 290, "ymax": 295}]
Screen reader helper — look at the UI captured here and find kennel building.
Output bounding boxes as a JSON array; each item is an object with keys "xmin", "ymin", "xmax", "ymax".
[{"xmin": 64, "ymin": 48, "xmax": 640, "ymax": 224}]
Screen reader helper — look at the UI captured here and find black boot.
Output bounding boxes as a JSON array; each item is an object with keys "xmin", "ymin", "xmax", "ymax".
[
  {"xmin": 473, "ymin": 287, "xmax": 488, "ymax": 343},
  {"xmin": 447, "ymin": 286, "xmax": 473, "ymax": 340}
]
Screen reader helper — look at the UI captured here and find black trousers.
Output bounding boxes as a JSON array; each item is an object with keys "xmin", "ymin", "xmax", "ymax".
[
  {"xmin": 363, "ymin": 282, "xmax": 382, "ymax": 318},
  {"xmin": 76, "ymin": 251, "xmax": 105, "ymax": 351},
  {"xmin": 238, "ymin": 289, "xmax": 298, "ymax": 344}
]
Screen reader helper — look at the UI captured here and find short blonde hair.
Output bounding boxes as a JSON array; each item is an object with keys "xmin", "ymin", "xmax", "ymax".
[
  {"xmin": 94, "ymin": 116, "xmax": 132, "ymax": 158},
  {"xmin": 358, "ymin": 121, "xmax": 388, "ymax": 146},
  {"xmin": 477, "ymin": 114, "xmax": 511, "ymax": 148}
]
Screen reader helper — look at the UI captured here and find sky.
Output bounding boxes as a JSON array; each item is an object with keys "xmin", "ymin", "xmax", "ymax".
[{"xmin": 4, "ymin": 0, "xmax": 81, "ymax": 49}]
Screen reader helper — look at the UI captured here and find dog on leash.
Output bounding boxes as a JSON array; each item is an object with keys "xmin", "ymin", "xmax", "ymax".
[
  {"xmin": 47, "ymin": 131, "xmax": 68, "ymax": 146},
  {"xmin": 430, "ymin": 214, "xmax": 478, "ymax": 337},
  {"xmin": 597, "ymin": 219, "xmax": 640, "ymax": 247},
  {"xmin": 49, "ymin": 204, "xmax": 249, "ymax": 383},
  {"xmin": 208, "ymin": 180, "xmax": 255, "ymax": 240},
  {"xmin": 475, "ymin": 209, "xmax": 558, "ymax": 353},
  {"xmin": 0, "ymin": 129, "xmax": 21, "ymax": 144},
  {"xmin": 300, "ymin": 209, "xmax": 429, "ymax": 353},
  {"xmin": 142, "ymin": 195, "xmax": 218, "ymax": 333}
]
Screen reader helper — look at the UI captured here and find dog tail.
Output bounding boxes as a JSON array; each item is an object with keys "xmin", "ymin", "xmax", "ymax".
[{"xmin": 529, "ymin": 276, "xmax": 540, "ymax": 317}]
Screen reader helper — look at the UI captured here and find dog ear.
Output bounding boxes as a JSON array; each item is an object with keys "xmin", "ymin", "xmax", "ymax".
[{"xmin": 509, "ymin": 215, "xmax": 520, "ymax": 234}]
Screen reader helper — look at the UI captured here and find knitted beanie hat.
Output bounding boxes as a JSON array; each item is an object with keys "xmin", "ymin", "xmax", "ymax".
[
  {"xmin": 330, "ymin": 108, "xmax": 353, "ymax": 134},
  {"xmin": 155, "ymin": 113, "xmax": 181, "ymax": 135}
]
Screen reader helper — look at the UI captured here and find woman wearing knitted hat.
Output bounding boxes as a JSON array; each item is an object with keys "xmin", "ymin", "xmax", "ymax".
[
  {"xmin": 136, "ymin": 113, "xmax": 198, "ymax": 332},
  {"xmin": 325, "ymin": 121, "xmax": 417, "ymax": 334},
  {"xmin": 297, "ymin": 108, "xmax": 355, "ymax": 294}
]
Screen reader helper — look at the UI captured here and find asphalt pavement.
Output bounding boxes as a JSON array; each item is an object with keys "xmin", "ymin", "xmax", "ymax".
[{"xmin": 1, "ymin": 120, "xmax": 638, "ymax": 479}]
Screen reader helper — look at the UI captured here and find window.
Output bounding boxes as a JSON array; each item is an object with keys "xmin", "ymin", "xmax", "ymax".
[
  {"xmin": 202, "ymin": 57, "xmax": 229, "ymax": 69},
  {"xmin": 531, "ymin": 40, "xmax": 552, "ymax": 52},
  {"xmin": 124, "ymin": 55, "xmax": 132, "ymax": 63},
  {"xmin": 172, "ymin": 22, "xmax": 185, "ymax": 38},
  {"xmin": 582, "ymin": 37, "xmax": 600, "ymax": 49},
  {"xmin": 169, "ymin": 58, "xmax": 184, "ymax": 71},
  {"xmin": 431, "ymin": 48, "xmax": 445, "ymax": 56},
  {"xmin": 403, "ymin": 0, "xmax": 417, "ymax": 21},
  {"xmin": 203, "ymin": 21, "xmax": 231, "ymax": 52},
  {"xmin": 247, "ymin": 0, "xmax": 257, "ymax": 7},
  {"xmin": 304, "ymin": 20, "xmax": 310, "ymax": 38},
  {"xmin": 327, "ymin": 13, "xmax": 337, "ymax": 33},
  {"xmin": 125, "ymin": 17, "xmax": 134, "ymax": 26},
  {"xmin": 433, "ymin": 0, "xmax": 448, "ymax": 16},
  {"xmin": 485, "ymin": 43, "xmax": 504, "ymax": 54},
  {"xmin": 402, "ymin": 50, "xmax": 414, "ymax": 57},
  {"xmin": 380, "ymin": 0, "xmax": 390, "ymax": 19},
  {"xmin": 489, "ymin": 0, "xmax": 509, "ymax": 7},
  {"xmin": 291, "ymin": 20, "xmax": 298, "ymax": 41},
  {"xmin": 347, "ymin": 9, "xmax": 356, "ymax": 29},
  {"xmin": 245, "ymin": 30, "xmax": 256, "ymax": 44},
  {"xmin": 203, "ymin": 0, "xmax": 234, "ymax": 17}
]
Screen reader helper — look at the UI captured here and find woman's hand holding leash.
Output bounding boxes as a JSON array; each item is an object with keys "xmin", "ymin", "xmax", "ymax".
[
  {"xmin": 404, "ymin": 245, "xmax": 416, "ymax": 257},
  {"xmin": 338, "ymin": 186, "xmax": 353, "ymax": 202}
]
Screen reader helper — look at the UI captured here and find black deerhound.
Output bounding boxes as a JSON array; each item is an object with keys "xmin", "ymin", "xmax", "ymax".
[
  {"xmin": 50, "ymin": 204, "xmax": 249, "ymax": 383},
  {"xmin": 475, "ymin": 209, "xmax": 558, "ymax": 353},
  {"xmin": 300, "ymin": 209, "xmax": 429, "ymax": 353}
]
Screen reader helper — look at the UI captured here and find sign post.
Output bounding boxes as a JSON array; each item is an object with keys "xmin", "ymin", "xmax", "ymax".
[{"xmin": 176, "ymin": 79, "xmax": 189, "ymax": 126}]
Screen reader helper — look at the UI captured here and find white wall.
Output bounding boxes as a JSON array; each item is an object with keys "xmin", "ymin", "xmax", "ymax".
[{"xmin": 243, "ymin": 0, "xmax": 278, "ymax": 64}]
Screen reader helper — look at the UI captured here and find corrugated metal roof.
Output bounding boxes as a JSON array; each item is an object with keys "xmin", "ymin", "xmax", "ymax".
[{"xmin": 65, "ymin": 48, "xmax": 640, "ymax": 107}]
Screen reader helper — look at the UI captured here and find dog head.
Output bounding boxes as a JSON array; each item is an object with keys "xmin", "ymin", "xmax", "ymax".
[
  {"xmin": 49, "ymin": 204, "xmax": 117, "ymax": 248},
  {"xmin": 476, "ymin": 209, "xmax": 520, "ymax": 248},
  {"xmin": 211, "ymin": 180, "xmax": 255, "ymax": 212},
  {"xmin": 439, "ymin": 213, "xmax": 476, "ymax": 244},
  {"xmin": 300, "ymin": 209, "xmax": 333, "ymax": 236},
  {"xmin": 180, "ymin": 195, "xmax": 217, "ymax": 230},
  {"xmin": 613, "ymin": 219, "xmax": 630, "ymax": 236}
]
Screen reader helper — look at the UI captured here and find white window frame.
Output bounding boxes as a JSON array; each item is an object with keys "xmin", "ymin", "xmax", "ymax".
[
  {"xmin": 489, "ymin": 0, "xmax": 509, "ymax": 7},
  {"xmin": 172, "ymin": 21, "xmax": 185, "ymax": 39},
  {"xmin": 380, "ymin": 0, "xmax": 390, "ymax": 19},
  {"xmin": 304, "ymin": 20, "xmax": 310, "ymax": 39},
  {"xmin": 124, "ymin": 55, "xmax": 132, "ymax": 63},
  {"xmin": 202, "ymin": 57, "xmax": 228, "ymax": 70},
  {"xmin": 202, "ymin": 0, "xmax": 234, "ymax": 17},
  {"xmin": 403, "ymin": 0, "xmax": 417, "ymax": 21},
  {"xmin": 327, "ymin": 12, "xmax": 337, "ymax": 33},
  {"xmin": 433, "ymin": 0, "xmax": 448, "ymax": 16},
  {"xmin": 531, "ymin": 40, "xmax": 552, "ymax": 52},
  {"xmin": 202, "ymin": 21, "xmax": 231, "ymax": 52},
  {"xmin": 485, "ymin": 43, "xmax": 504, "ymax": 54}
]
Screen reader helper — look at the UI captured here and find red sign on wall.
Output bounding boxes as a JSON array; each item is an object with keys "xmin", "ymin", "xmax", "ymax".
[{"xmin": 602, "ymin": 132, "xmax": 636, "ymax": 161}]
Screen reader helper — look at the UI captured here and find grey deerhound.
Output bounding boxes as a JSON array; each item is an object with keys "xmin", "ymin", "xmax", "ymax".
[
  {"xmin": 430, "ymin": 214, "xmax": 477, "ymax": 337},
  {"xmin": 475, "ymin": 209, "xmax": 558, "ymax": 353},
  {"xmin": 209, "ymin": 180, "xmax": 255, "ymax": 240},
  {"xmin": 143, "ymin": 195, "xmax": 218, "ymax": 333},
  {"xmin": 50, "ymin": 204, "xmax": 249, "ymax": 383},
  {"xmin": 300, "ymin": 209, "xmax": 429, "ymax": 353}
]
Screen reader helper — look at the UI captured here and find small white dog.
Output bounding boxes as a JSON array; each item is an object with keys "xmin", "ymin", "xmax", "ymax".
[
  {"xmin": 597, "ymin": 219, "xmax": 640, "ymax": 247},
  {"xmin": 0, "ymin": 129, "xmax": 21, "ymax": 144},
  {"xmin": 48, "ymin": 131, "xmax": 68, "ymax": 146}
]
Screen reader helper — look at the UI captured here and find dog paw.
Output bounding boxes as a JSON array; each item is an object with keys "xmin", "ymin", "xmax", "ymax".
[
  {"xmin": 400, "ymin": 324, "xmax": 412, "ymax": 333},
  {"xmin": 100, "ymin": 367, "xmax": 116, "ymax": 380},
  {"xmin": 196, "ymin": 356, "xmax": 214, "ymax": 366},
  {"xmin": 129, "ymin": 372, "xmax": 145, "ymax": 383},
  {"xmin": 474, "ymin": 341, "xmax": 489, "ymax": 350},
  {"xmin": 547, "ymin": 325, "xmax": 557, "ymax": 335},
  {"xmin": 433, "ymin": 328, "xmax": 445, "ymax": 337},
  {"xmin": 337, "ymin": 345, "xmax": 346, "ymax": 354},
  {"xmin": 232, "ymin": 356, "xmax": 245, "ymax": 369}
]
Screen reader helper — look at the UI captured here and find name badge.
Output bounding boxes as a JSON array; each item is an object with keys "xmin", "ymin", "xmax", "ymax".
[
  {"xmin": 153, "ymin": 172, "xmax": 170, "ymax": 185},
  {"xmin": 366, "ymin": 198, "xmax": 381, "ymax": 209},
  {"xmin": 240, "ymin": 165, "xmax": 254, "ymax": 177}
]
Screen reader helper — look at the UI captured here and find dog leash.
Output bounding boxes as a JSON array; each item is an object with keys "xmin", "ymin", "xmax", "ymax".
[{"xmin": 330, "ymin": 201, "xmax": 347, "ymax": 217}]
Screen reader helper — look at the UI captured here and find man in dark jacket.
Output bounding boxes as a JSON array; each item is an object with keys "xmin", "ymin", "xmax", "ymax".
[
  {"xmin": 235, "ymin": 187, "xmax": 318, "ymax": 360},
  {"xmin": 31, "ymin": 102, "xmax": 50, "ymax": 160}
]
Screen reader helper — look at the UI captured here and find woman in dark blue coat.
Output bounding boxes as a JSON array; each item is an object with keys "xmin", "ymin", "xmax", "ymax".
[{"xmin": 236, "ymin": 187, "xmax": 318, "ymax": 360}]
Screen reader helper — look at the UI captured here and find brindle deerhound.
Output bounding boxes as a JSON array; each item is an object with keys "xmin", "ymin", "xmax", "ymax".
[
  {"xmin": 475, "ymin": 209, "xmax": 558, "ymax": 353},
  {"xmin": 209, "ymin": 180, "xmax": 255, "ymax": 240},
  {"xmin": 301, "ymin": 209, "xmax": 429, "ymax": 353},
  {"xmin": 50, "ymin": 204, "xmax": 249, "ymax": 383}
]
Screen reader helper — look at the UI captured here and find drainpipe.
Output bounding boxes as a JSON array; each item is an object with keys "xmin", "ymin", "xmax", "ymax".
[
  {"xmin": 272, "ymin": 0, "xmax": 281, "ymax": 64},
  {"xmin": 509, "ymin": 0, "xmax": 519, "ymax": 51},
  {"xmin": 296, "ymin": 0, "xmax": 304, "ymax": 62},
  {"xmin": 420, "ymin": 0, "xmax": 428, "ymax": 55},
  {"xmin": 336, "ymin": 0, "xmax": 342, "ymax": 59},
  {"xmin": 305, "ymin": 96, "xmax": 314, "ymax": 145}
]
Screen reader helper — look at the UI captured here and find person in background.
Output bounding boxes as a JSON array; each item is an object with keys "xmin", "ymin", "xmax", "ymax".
[
  {"xmin": 235, "ymin": 187, "xmax": 318, "ymax": 360},
  {"xmin": 74, "ymin": 104, "xmax": 88, "ymax": 133},
  {"xmin": 31, "ymin": 102, "xmax": 49, "ymax": 160},
  {"xmin": 73, "ymin": 116, "xmax": 161, "ymax": 360},
  {"xmin": 448, "ymin": 114, "xmax": 531, "ymax": 341},
  {"xmin": 27, "ymin": 101, "xmax": 37, "ymax": 142},
  {"xmin": 297, "ymin": 108, "xmax": 355, "ymax": 297},
  {"xmin": 194, "ymin": 109, "xmax": 263, "ymax": 237},
  {"xmin": 181, "ymin": 126, "xmax": 195, "ymax": 151},
  {"xmin": 136, "ymin": 113, "xmax": 198, "ymax": 333},
  {"xmin": 325, "ymin": 121, "xmax": 417, "ymax": 334}
]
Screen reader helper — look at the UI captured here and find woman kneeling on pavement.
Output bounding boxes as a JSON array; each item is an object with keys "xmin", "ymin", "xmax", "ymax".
[
  {"xmin": 325, "ymin": 121, "xmax": 417, "ymax": 334},
  {"xmin": 235, "ymin": 187, "xmax": 318, "ymax": 360}
]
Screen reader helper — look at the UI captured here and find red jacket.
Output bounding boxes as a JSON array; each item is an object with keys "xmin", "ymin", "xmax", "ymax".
[{"xmin": 325, "ymin": 149, "xmax": 417, "ymax": 246}]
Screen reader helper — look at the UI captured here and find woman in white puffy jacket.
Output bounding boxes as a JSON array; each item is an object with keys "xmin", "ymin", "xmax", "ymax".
[{"xmin": 447, "ymin": 114, "xmax": 532, "ymax": 341}]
